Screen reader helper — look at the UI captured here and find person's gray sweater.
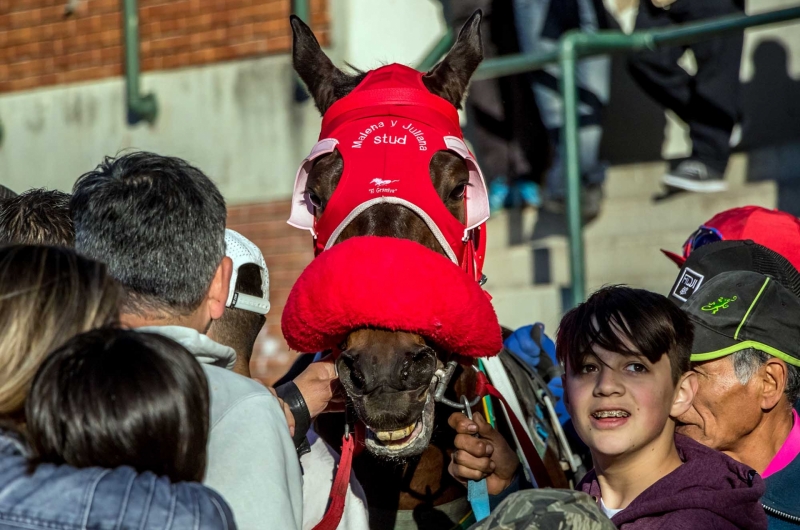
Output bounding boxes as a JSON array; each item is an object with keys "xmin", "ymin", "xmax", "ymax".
[{"xmin": 140, "ymin": 326, "xmax": 303, "ymax": 530}]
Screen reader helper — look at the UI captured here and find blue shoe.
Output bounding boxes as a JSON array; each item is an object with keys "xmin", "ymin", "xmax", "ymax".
[
  {"xmin": 488, "ymin": 178, "xmax": 510, "ymax": 214},
  {"xmin": 517, "ymin": 181, "xmax": 541, "ymax": 208}
]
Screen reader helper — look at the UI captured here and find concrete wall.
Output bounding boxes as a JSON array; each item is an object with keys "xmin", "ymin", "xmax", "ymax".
[{"xmin": 0, "ymin": 0, "xmax": 447, "ymax": 203}]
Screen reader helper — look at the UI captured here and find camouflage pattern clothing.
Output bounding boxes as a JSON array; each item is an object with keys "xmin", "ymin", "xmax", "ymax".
[{"xmin": 467, "ymin": 489, "xmax": 615, "ymax": 530}]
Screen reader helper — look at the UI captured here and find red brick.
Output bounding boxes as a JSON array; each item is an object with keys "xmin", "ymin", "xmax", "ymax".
[
  {"xmin": 0, "ymin": 0, "xmax": 329, "ymax": 93},
  {"xmin": 100, "ymin": 44, "xmax": 122, "ymax": 63},
  {"xmin": 7, "ymin": 76, "xmax": 39, "ymax": 91}
]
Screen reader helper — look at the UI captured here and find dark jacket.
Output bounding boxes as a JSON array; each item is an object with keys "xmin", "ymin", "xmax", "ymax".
[
  {"xmin": 763, "ymin": 451, "xmax": 800, "ymax": 529},
  {"xmin": 0, "ymin": 432, "xmax": 236, "ymax": 530},
  {"xmin": 578, "ymin": 434, "xmax": 767, "ymax": 529}
]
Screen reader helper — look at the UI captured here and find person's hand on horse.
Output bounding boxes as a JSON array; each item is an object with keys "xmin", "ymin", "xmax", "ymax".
[
  {"xmin": 447, "ymin": 411, "xmax": 520, "ymax": 496},
  {"xmin": 293, "ymin": 355, "xmax": 344, "ymax": 419},
  {"xmin": 504, "ymin": 323, "xmax": 556, "ymax": 369}
]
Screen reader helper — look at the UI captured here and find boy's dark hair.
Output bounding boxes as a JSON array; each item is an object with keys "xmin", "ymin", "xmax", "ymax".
[
  {"xmin": 26, "ymin": 329, "xmax": 209, "ymax": 483},
  {"xmin": 71, "ymin": 152, "xmax": 226, "ymax": 317},
  {"xmin": 557, "ymin": 286, "xmax": 694, "ymax": 384},
  {"xmin": 211, "ymin": 263, "xmax": 266, "ymax": 362},
  {"xmin": 0, "ymin": 185, "xmax": 16, "ymax": 201},
  {"xmin": 0, "ymin": 189, "xmax": 74, "ymax": 247}
]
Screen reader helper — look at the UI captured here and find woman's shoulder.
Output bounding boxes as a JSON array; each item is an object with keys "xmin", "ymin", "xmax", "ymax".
[{"xmin": 0, "ymin": 453, "xmax": 235, "ymax": 530}]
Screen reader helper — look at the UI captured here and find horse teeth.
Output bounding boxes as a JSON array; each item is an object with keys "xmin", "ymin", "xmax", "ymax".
[{"xmin": 374, "ymin": 423, "xmax": 416, "ymax": 441}]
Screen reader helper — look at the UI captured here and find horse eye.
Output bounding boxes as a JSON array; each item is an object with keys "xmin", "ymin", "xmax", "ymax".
[
  {"xmin": 450, "ymin": 183, "xmax": 467, "ymax": 200},
  {"xmin": 306, "ymin": 190, "xmax": 322, "ymax": 208}
]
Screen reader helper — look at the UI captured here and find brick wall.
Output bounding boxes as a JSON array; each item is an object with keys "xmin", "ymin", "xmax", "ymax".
[
  {"xmin": 0, "ymin": 0, "xmax": 329, "ymax": 93},
  {"xmin": 227, "ymin": 200, "xmax": 312, "ymax": 384}
]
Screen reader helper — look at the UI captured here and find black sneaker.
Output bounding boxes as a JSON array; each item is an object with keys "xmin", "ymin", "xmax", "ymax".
[{"xmin": 662, "ymin": 160, "xmax": 727, "ymax": 193}]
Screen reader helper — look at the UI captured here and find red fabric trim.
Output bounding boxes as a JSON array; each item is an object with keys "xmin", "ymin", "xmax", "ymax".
[{"xmin": 282, "ymin": 236, "xmax": 503, "ymax": 357}]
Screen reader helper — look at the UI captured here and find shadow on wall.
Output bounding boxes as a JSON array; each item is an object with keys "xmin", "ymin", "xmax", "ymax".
[
  {"xmin": 741, "ymin": 39, "xmax": 800, "ymax": 217},
  {"xmin": 599, "ymin": 51, "xmax": 666, "ymax": 165},
  {"xmin": 599, "ymin": 11, "xmax": 666, "ymax": 165}
]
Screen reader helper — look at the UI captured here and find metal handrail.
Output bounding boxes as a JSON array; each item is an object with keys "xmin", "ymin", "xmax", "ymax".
[
  {"xmin": 421, "ymin": 6, "xmax": 800, "ymax": 308},
  {"xmin": 123, "ymin": 0, "xmax": 157, "ymax": 124},
  {"xmin": 418, "ymin": 29, "xmax": 454, "ymax": 71}
]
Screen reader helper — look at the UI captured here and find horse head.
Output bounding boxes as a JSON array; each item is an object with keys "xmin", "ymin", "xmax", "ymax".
[{"xmin": 291, "ymin": 12, "xmax": 489, "ymax": 459}]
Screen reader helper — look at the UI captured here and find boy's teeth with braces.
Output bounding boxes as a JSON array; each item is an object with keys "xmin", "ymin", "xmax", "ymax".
[{"xmin": 593, "ymin": 410, "xmax": 630, "ymax": 418}]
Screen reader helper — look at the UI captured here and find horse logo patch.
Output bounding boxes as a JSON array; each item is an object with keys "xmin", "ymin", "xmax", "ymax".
[
  {"xmin": 672, "ymin": 267, "xmax": 704, "ymax": 302},
  {"xmin": 370, "ymin": 178, "xmax": 399, "ymax": 187}
]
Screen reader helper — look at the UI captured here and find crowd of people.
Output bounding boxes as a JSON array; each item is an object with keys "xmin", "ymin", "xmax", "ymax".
[
  {"xmin": 0, "ymin": 152, "xmax": 349, "ymax": 530},
  {"xmin": 456, "ymin": 206, "xmax": 800, "ymax": 529},
  {"xmin": 1, "ymin": 150, "xmax": 799, "ymax": 530},
  {"xmin": 458, "ymin": 0, "xmax": 746, "ymax": 218}
]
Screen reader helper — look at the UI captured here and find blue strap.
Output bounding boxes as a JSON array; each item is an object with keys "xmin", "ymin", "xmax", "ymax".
[
  {"xmin": 468, "ymin": 478, "xmax": 491, "ymax": 522},
  {"xmin": 460, "ymin": 393, "xmax": 492, "ymax": 523}
]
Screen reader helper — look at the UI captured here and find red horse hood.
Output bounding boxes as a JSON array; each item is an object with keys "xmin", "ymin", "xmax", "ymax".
[
  {"xmin": 287, "ymin": 63, "xmax": 490, "ymax": 279},
  {"xmin": 281, "ymin": 236, "xmax": 503, "ymax": 357}
]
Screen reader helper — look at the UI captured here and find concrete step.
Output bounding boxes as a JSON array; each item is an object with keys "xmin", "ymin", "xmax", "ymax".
[
  {"xmin": 483, "ymin": 229, "xmax": 693, "ymax": 289},
  {"xmin": 487, "ymin": 284, "xmax": 564, "ymax": 335},
  {"xmin": 487, "ymin": 271, "xmax": 680, "ymax": 332},
  {"xmin": 484, "ymin": 179, "xmax": 776, "ymax": 289},
  {"xmin": 482, "ymin": 153, "xmax": 777, "ymax": 330},
  {"xmin": 584, "ymin": 180, "xmax": 776, "ymax": 240},
  {"xmin": 602, "ymin": 154, "xmax": 750, "ymax": 201},
  {"xmin": 485, "ymin": 153, "xmax": 761, "ymax": 250}
]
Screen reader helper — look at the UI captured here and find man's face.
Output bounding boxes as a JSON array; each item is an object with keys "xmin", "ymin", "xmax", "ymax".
[
  {"xmin": 565, "ymin": 343, "xmax": 679, "ymax": 461},
  {"xmin": 676, "ymin": 357, "xmax": 763, "ymax": 452}
]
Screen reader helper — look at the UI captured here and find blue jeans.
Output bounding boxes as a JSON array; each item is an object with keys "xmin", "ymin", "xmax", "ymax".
[{"xmin": 513, "ymin": 0, "xmax": 610, "ymax": 200}]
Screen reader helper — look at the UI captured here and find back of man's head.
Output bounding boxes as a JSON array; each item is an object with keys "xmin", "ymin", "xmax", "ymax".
[
  {"xmin": 208, "ymin": 263, "xmax": 266, "ymax": 375},
  {"xmin": 71, "ymin": 152, "xmax": 226, "ymax": 318},
  {"xmin": 0, "ymin": 189, "xmax": 74, "ymax": 247}
]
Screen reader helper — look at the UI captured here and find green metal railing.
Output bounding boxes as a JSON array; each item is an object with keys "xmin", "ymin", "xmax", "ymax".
[
  {"xmin": 422, "ymin": 6, "xmax": 800, "ymax": 308},
  {"xmin": 123, "ymin": 0, "xmax": 157, "ymax": 124}
]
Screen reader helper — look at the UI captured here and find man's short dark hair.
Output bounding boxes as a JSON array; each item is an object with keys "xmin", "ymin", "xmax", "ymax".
[
  {"xmin": 211, "ymin": 264, "xmax": 266, "ymax": 362},
  {"xmin": 26, "ymin": 329, "xmax": 209, "ymax": 483},
  {"xmin": 71, "ymin": 152, "xmax": 226, "ymax": 316},
  {"xmin": 0, "ymin": 189, "xmax": 73, "ymax": 247},
  {"xmin": 557, "ymin": 285, "xmax": 694, "ymax": 384}
]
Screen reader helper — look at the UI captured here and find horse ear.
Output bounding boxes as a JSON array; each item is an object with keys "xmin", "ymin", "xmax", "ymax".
[
  {"xmin": 291, "ymin": 15, "xmax": 364, "ymax": 114},
  {"xmin": 422, "ymin": 10, "xmax": 484, "ymax": 109}
]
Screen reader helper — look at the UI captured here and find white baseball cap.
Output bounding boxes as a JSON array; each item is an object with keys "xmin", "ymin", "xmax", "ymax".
[{"xmin": 224, "ymin": 229, "xmax": 270, "ymax": 315}]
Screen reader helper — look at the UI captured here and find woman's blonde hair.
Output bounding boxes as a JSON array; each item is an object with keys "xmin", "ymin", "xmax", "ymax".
[{"xmin": 0, "ymin": 245, "xmax": 121, "ymax": 422}]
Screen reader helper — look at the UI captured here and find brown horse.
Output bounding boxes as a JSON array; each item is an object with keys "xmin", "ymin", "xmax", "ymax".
[{"xmin": 290, "ymin": 12, "xmax": 566, "ymax": 529}]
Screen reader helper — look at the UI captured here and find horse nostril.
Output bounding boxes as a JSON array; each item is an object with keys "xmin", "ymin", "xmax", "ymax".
[
  {"xmin": 339, "ymin": 352, "xmax": 366, "ymax": 393},
  {"xmin": 412, "ymin": 349, "xmax": 434, "ymax": 364},
  {"xmin": 398, "ymin": 347, "xmax": 436, "ymax": 389}
]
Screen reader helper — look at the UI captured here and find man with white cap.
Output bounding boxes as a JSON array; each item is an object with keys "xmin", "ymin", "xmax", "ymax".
[
  {"xmin": 208, "ymin": 229, "xmax": 271, "ymax": 377},
  {"xmin": 209, "ymin": 230, "xmax": 369, "ymax": 530}
]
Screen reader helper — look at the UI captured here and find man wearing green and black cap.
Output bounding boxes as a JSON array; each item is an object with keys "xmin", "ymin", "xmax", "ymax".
[{"xmin": 678, "ymin": 269, "xmax": 800, "ymax": 528}]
